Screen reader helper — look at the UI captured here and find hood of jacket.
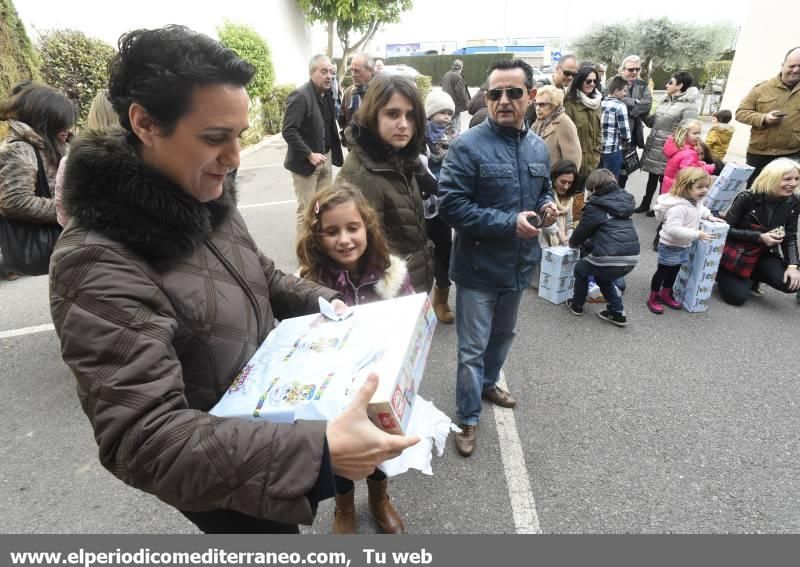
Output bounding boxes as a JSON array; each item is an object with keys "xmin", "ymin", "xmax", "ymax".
[
  {"xmin": 588, "ymin": 183, "xmax": 635, "ymax": 218},
  {"xmin": 344, "ymin": 122, "xmax": 421, "ymax": 176},
  {"xmin": 663, "ymin": 135, "xmax": 681, "ymax": 159},
  {"xmin": 62, "ymin": 127, "xmax": 238, "ymax": 271},
  {"xmin": 653, "ymin": 194, "xmax": 703, "ymax": 218},
  {"xmin": 326, "ymin": 254, "xmax": 410, "ymax": 305},
  {"xmin": 662, "ymin": 86, "xmax": 700, "ymax": 105}
]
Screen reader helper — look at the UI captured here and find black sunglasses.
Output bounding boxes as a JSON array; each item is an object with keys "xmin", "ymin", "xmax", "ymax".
[
  {"xmin": 562, "ymin": 70, "xmax": 576, "ymax": 77},
  {"xmin": 625, "ymin": 67, "xmax": 641, "ymax": 72},
  {"xmin": 486, "ymin": 87, "xmax": 525, "ymax": 101},
  {"xmin": 584, "ymin": 79, "xmax": 597, "ymax": 85}
]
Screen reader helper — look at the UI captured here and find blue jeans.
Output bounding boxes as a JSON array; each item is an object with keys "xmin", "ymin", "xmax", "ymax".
[
  {"xmin": 455, "ymin": 286, "xmax": 525, "ymax": 425},
  {"xmin": 572, "ymin": 258, "xmax": 633, "ymax": 315},
  {"xmin": 600, "ymin": 150, "xmax": 623, "ymax": 180}
]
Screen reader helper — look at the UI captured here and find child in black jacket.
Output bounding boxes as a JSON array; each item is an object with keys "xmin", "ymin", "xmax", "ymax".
[{"xmin": 566, "ymin": 169, "xmax": 641, "ymax": 326}]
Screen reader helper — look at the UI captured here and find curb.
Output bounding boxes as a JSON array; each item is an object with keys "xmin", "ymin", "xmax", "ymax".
[{"xmin": 240, "ymin": 133, "xmax": 284, "ymax": 158}]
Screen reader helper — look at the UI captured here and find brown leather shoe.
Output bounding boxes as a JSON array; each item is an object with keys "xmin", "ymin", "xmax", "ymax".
[
  {"xmin": 455, "ymin": 423, "xmax": 477, "ymax": 457},
  {"xmin": 366, "ymin": 478, "xmax": 404, "ymax": 534},
  {"xmin": 482, "ymin": 385, "xmax": 516, "ymax": 408},
  {"xmin": 332, "ymin": 488, "xmax": 356, "ymax": 534}
]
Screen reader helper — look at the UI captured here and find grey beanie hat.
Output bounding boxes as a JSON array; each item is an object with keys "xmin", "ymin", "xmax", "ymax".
[{"xmin": 425, "ymin": 90, "xmax": 455, "ymax": 119}]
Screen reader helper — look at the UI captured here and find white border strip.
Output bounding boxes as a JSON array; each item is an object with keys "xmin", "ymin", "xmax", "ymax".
[
  {"xmin": 0, "ymin": 323, "xmax": 55, "ymax": 340},
  {"xmin": 495, "ymin": 373, "xmax": 542, "ymax": 534}
]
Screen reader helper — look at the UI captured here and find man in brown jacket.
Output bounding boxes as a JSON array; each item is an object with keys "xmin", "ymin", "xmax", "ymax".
[{"xmin": 736, "ymin": 47, "xmax": 800, "ymax": 184}]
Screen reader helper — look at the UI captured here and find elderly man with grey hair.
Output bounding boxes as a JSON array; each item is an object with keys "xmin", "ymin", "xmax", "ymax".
[
  {"xmin": 282, "ymin": 54, "xmax": 343, "ymax": 232},
  {"xmin": 441, "ymin": 59, "xmax": 471, "ymax": 132},
  {"xmin": 616, "ymin": 54, "xmax": 652, "ymax": 192},
  {"xmin": 338, "ymin": 52, "xmax": 374, "ymax": 136}
]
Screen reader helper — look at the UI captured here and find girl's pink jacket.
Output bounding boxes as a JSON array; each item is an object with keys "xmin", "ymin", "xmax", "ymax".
[{"xmin": 660, "ymin": 135, "xmax": 715, "ymax": 194}]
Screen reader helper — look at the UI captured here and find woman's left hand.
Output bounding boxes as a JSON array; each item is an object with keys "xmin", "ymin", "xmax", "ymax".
[{"xmin": 784, "ymin": 267, "xmax": 800, "ymax": 292}]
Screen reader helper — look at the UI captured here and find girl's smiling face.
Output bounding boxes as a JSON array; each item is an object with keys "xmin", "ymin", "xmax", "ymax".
[{"xmin": 318, "ymin": 201, "xmax": 367, "ymax": 272}]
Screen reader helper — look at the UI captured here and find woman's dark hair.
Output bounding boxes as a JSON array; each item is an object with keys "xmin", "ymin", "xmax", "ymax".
[
  {"xmin": 551, "ymin": 159, "xmax": 579, "ymax": 181},
  {"xmin": 353, "ymin": 74, "xmax": 426, "ymax": 156},
  {"xmin": 486, "ymin": 58, "xmax": 534, "ymax": 89},
  {"xmin": 671, "ymin": 71, "xmax": 694, "ymax": 92},
  {"xmin": 566, "ymin": 66, "xmax": 599, "ymax": 101},
  {"xmin": 108, "ymin": 25, "xmax": 255, "ymax": 139},
  {"xmin": 0, "ymin": 82, "xmax": 76, "ymax": 166}
]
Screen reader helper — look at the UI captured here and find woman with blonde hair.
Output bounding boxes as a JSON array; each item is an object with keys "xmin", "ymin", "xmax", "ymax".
[
  {"xmin": 717, "ymin": 158, "xmax": 800, "ymax": 306},
  {"xmin": 55, "ymin": 91, "xmax": 120, "ymax": 226},
  {"xmin": 531, "ymin": 85, "xmax": 582, "ymax": 172}
]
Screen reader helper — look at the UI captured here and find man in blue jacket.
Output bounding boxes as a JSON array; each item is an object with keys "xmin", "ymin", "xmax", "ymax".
[{"xmin": 439, "ymin": 59, "xmax": 557, "ymax": 457}]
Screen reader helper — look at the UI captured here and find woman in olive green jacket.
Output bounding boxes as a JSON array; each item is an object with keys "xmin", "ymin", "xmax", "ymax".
[
  {"xmin": 336, "ymin": 75, "xmax": 434, "ymax": 293},
  {"xmin": 564, "ymin": 66, "xmax": 602, "ymax": 222}
]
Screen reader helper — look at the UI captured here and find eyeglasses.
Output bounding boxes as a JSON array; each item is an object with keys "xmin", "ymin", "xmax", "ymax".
[
  {"xmin": 486, "ymin": 87, "xmax": 525, "ymax": 101},
  {"xmin": 584, "ymin": 79, "xmax": 597, "ymax": 85},
  {"xmin": 625, "ymin": 67, "xmax": 641, "ymax": 72},
  {"xmin": 533, "ymin": 102, "xmax": 552, "ymax": 108},
  {"xmin": 562, "ymin": 70, "xmax": 576, "ymax": 77}
]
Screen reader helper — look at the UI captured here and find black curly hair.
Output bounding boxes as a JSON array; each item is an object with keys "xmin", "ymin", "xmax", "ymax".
[{"xmin": 108, "ymin": 25, "xmax": 255, "ymax": 139}]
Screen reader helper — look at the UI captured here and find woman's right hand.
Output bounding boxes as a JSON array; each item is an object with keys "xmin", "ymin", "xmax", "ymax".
[
  {"xmin": 759, "ymin": 233, "xmax": 783, "ymax": 247},
  {"xmin": 326, "ymin": 373, "xmax": 420, "ymax": 480}
]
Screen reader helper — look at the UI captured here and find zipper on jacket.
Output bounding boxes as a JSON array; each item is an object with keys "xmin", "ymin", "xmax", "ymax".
[{"xmin": 205, "ymin": 240, "xmax": 263, "ymax": 340}]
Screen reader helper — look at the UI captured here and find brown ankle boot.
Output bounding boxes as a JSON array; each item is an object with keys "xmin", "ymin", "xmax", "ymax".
[
  {"xmin": 332, "ymin": 488, "xmax": 356, "ymax": 534},
  {"xmin": 432, "ymin": 286, "xmax": 455, "ymax": 324},
  {"xmin": 366, "ymin": 477, "xmax": 405, "ymax": 534}
]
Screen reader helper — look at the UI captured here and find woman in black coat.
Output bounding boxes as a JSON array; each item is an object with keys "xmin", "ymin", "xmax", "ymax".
[{"xmin": 717, "ymin": 158, "xmax": 800, "ymax": 306}]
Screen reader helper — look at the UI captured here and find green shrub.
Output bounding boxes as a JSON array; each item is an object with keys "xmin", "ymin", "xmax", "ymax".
[
  {"xmin": 261, "ymin": 84, "xmax": 295, "ymax": 135},
  {"xmin": 387, "ymin": 53, "xmax": 516, "ymax": 87},
  {"xmin": 217, "ymin": 21, "xmax": 274, "ymax": 100},
  {"xmin": 36, "ymin": 29, "xmax": 115, "ymax": 125},
  {"xmin": 415, "ymin": 75, "xmax": 432, "ymax": 101},
  {"xmin": 0, "ymin": 0, "xmax": 41, "ymax": 99}
]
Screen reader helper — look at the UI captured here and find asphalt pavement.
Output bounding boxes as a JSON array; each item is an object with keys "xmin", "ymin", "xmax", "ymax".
[{"xmin": 1, "ymin": 135, "xmax": 798, "ymax": 534}]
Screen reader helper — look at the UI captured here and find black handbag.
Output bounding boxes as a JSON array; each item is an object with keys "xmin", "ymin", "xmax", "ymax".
[
  {"xmin": 0, "ymin": 142, "xmax": 62, "ymax": 275},
  {"xmin": 622, "ymin": 142, "xmax": 641, "ymax": 175}
]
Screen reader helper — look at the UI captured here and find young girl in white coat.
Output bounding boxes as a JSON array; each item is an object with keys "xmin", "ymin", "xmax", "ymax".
[{"xmin": 648, "ymin": 167, "xmax": 723, "ymax": 314}]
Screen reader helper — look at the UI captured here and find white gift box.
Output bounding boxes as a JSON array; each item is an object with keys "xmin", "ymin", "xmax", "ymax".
[
  {"xmin": 210, "ymin": 293, "xmax": 436, "ymax": 435},
  {"xmin": 539, "ymin": 246, "xmax": 578, "ymax": 304},
  {"xmin": 703, "ymin": 163, "xmax": 755, "ymax": 212},
  {"xmin": 673, "ymin": 221, "xmax": 730, "ymax": 312}
]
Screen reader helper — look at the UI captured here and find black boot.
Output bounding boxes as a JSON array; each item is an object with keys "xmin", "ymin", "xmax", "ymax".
[{"xmin": 634, "ymin": 175, "xmax": 659, "ymax": 214}]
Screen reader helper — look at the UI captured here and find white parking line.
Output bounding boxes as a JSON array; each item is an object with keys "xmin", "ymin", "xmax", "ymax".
[
  {"xmin": 237, "ymin": 164, "xmax": 284, "ymax": 171},
  {"xmin": 0, "ymin": 324, "xmax": 55, "ymax": 340},
  {"xmin": 495, "ymin": 373, "xmax": 542, "ymax": 534},
  {"xmin": 238, "ymin": 199, "xmax": 296, "ymax": 210}
]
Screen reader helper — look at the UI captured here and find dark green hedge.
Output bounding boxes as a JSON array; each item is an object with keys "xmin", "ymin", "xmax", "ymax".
[
  {"xmin": 387, "ymin": 53, "xmax": 515, "ymax": 87},
  {"xmin": 0, "ymin": 0, "xmax": 40, "ymax": 98}
]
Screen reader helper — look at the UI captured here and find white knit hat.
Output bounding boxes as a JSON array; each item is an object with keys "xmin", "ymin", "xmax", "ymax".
[{"xmin": 425, "ymin": 90, "xmax": 456, "ymax": 119}]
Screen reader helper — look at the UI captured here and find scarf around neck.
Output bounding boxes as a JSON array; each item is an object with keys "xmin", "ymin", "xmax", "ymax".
[
  {"xmin": 533, "ymin": 104, "xmax": 565, "ymax": 137},
  {"xmin": 577, "ymin": 91, "xmax": 601, "ymax": 110}
]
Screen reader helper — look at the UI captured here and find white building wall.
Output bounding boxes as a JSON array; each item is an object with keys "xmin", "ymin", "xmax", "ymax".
[
  {"xmin": 721, "ymin": 0, "xmax": 796, "ymax": 160},
  {"xmin": 249, "ymin": 0, "xmax": 313, "ymax": 86}
]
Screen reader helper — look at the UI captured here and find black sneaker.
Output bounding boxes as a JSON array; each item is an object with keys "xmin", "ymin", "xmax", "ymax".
[
  {"xmin": 565, "ymin": 298, "xmax": 584, "ymax": 316},
  {"xmin": 597, "ymin": 309, "xmax": 627, "ymax": 327}
]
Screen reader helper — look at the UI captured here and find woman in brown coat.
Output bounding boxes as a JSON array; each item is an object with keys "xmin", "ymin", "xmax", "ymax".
[
  {"xmin": 531, "ymin": 84, "xmax": 582, "ymax": 171},
  {"xmin": 49, "ymin": 25, "xmax": 416, "ymax": 535}
]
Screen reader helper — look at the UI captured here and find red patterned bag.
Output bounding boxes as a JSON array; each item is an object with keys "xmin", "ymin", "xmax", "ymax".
[{"xmin": 720, "ymin": 224, "xmax": 765, "ymax": 279}]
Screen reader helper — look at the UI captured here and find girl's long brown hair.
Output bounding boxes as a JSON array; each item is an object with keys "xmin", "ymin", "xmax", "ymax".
[{"xmin": 296, "ymin": 182, "xmax": 392, "ymax": 284}]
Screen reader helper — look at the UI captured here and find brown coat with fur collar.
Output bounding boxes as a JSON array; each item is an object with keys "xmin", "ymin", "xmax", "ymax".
[{"xmin": 50, "ymin": 129, "xmax": 338, "ymax": 525}]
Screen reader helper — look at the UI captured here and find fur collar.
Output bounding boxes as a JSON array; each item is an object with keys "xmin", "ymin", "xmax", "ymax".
[
  {"xmin": 62, "ymin": 128, "xmax": 237, "ymax": 271},
  {"xmin": 373, "ymin": 254, "xmax": 409, "ymax": 299}
]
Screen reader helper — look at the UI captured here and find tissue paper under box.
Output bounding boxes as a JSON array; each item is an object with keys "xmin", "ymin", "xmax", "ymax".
[
  {"xmin": 210, "ymin": 293, "xmax": 436, "ymax": 434},
  {"xmin": 673, "ymin": 220, "xmax": 729, "ymax": 312},
  {"xmin": 703, "ymin": 163, "xmax": 755, "ymax": 212},
  {"xmin": 539, "ymin": 246, "xmax": 578, "ymax": 304}
]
